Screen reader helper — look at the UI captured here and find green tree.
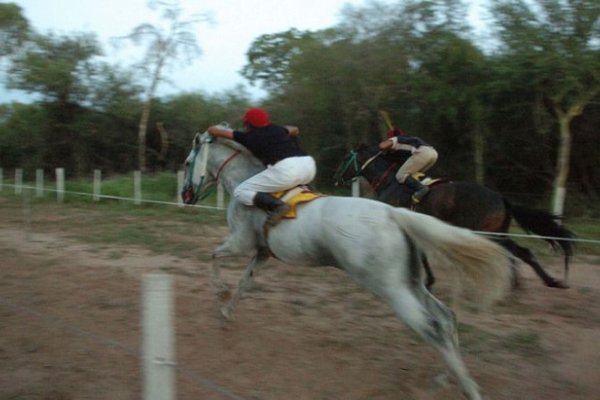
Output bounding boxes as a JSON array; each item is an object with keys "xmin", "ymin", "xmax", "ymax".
[
  {"xmin": 489, "ymin": 0, "xmax": 600, "ymax": 215},
  {"xmin": 119, "ymin": 0, "xmax": 207, "ymax": 172},
  {"xmin": 0, "ymin": 2, "xmax": 30, "ymax": 58},
  {"xmin": 4, "ymin": 32, "xmax": 143, "ymax": 174},
  {"xmin": 241, "ymin": 28, "xmax": 317, "ymax": 93},
  {"xmin": 7, "ymin": 32, "xmax": 101, "ymax": 103},
  {"xmin": 6, "ymin": 32, "xmax": 104, "ymax": 173}
]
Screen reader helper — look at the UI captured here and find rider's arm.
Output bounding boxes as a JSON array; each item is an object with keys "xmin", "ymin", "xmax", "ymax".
[
  {"xmin": 207, "ymin": 126, "xmax": 234, "ymax": 139},
  {"xmin": 379, "ymin": 138, "xmax": 394, "ymax": 151},
  {"xmin": 285, "ymin": 125, "xmax": 300, "ymax": 136}
]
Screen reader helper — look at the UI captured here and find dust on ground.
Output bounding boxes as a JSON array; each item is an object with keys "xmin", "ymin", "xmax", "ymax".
[{"xmin": 1, "ymin": 198, "xmax": 599, "ymax": 400}]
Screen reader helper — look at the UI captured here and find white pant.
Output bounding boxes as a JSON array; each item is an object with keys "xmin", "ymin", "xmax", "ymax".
[{"xmin": 234, "ymin": 156, "xmax": 317, "ymax": 205}]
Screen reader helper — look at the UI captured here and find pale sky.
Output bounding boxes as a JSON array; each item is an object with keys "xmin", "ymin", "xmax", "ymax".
[
  {"xmin": 3, "ymin": 0, "xmax": 485, "ymax": 102},
  {"xmin": 3, "ymin": 0, "xmax": 389, "ymax": 101}
]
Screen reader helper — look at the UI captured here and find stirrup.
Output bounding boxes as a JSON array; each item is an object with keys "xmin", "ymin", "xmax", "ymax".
[
  {"xmin": 411, "ymin": 187, "xmax": 429, "ymax": 204},
  {"xmin": 265, "ymin": 204, "xmax": 291, "ymax": 228}
]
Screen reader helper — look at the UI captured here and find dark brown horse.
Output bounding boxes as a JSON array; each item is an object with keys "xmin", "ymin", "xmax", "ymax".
[{"xmin": 333, "ymin": 144, "xmax": 574, "ymax": 289}]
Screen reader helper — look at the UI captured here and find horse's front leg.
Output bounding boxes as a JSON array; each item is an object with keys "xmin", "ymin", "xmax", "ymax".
[
  {"xmin": 210, "ymin": 241, "xmax": 236, "ymax": 299},
  {"xmin": 221, "ymin": 248, "xmax": 270, "ymax": 321}
]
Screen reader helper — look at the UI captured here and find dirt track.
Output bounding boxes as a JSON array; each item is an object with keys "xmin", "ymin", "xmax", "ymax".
[{"xmin": 1, "ymin": 198, "xmax": 599, "ymax": 399}]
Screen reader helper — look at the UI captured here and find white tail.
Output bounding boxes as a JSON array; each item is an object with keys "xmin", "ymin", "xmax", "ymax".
[{"xmin": 390, "ymin": 207, "xmax": 512, "ymax": 306}]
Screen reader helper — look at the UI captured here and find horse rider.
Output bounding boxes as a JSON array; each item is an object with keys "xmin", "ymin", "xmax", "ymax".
[
  {"xmin": 378, "ymin": 127, "xmax": 438, "ymax": 203},
  {"xmin": 206, "ymin": 107, "xmax": 317, "ymax": 228}
]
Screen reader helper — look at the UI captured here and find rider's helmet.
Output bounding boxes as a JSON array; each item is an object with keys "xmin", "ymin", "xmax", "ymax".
[
  {"xmin": 243, "ymin": 107, "xmax": 270, "ymax": 128},
  {"xmin": 386, "ymin": 127, "xmax": 406, "ymax": 138}
]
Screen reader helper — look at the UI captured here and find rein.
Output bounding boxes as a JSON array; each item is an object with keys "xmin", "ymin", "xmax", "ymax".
[
  {"xmin": 360, "ymin": 151, "xmax": 382, "ymax": 172},
  {"xmin": 337, "ymin": 149, "xmax": 383, "ymax": 184},
  {"xmin": 215, "ymin": 149, "xmax": 241, "ymax": 182},
  {"xmin": 370, "ymin": 162, "xmax": 399, "ymax": 192}
]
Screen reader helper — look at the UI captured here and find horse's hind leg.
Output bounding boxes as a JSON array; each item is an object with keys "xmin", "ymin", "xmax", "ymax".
[
  {"xmin": 422, "ymin": 255, "xmax": 435, "ymax": 291},
  {"xmin": 389, "ymin": 289, "xmax": 482, "ymax": 400},
  {"xmin": 221, "ymin": 248, "xmax": 270, "ymax": 321},
  {"xmin": 502, "ymin": 238, "xmax": 568, "ymax": 289}
]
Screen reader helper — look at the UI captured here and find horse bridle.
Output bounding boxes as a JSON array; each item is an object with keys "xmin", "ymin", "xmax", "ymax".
[
  {"xmin": 182, "ymin": 132, "xmax": 241, "ymax": 204},
  {"xmin": 334, "ymin": 149, "xmax": 382, "ymax": 186}
]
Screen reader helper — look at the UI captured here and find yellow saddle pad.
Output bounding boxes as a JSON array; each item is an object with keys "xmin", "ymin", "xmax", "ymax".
[{"xmin": 271, "ymin": 185, "xmax": 325, "ymax": 219}]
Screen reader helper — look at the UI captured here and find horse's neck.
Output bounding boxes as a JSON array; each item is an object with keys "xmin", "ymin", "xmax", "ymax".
[
  {"xmin": 361, "ymin": 156, "xmax": 397, "ymax": 194},
  {"xmin": 211, "ymin": 142, "xmax": 264, "ymax": 194}
]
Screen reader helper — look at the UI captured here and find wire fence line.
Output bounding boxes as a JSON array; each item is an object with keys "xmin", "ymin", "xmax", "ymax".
[
  {"xmin": 1, "ymin": 178, "xmax": 598, "ymax": 399},
  {"xmin": 2, "ymin": 182, "xmax": 599, "ymax": 247}
]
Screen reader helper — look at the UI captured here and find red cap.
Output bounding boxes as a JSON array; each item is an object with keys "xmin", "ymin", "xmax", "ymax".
[
  {"xmin": 386, "ymin": 127, "xmax": 405, "ymax": 138},
  {"xmin": 243, "ymin": 107, "xmax": 270, "ymax": 128}
]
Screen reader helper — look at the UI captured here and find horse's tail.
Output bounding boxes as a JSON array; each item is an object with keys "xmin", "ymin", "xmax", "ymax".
[
  {"xmin": 503, "ymin": 199, "xmax": 575, "ymax": 258},
  {"xmin": 390, "ymin": 208, "xmax": 512, "ymax": 306}
]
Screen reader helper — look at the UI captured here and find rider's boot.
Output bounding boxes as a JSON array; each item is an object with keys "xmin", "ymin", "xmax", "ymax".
[
  {"xmin": 253, "ymin": 192, "xmax": 291, "ymax": 229},
  {"xmin": 404, "ymin": 175, "xmax": 429, "ymax": 203}
]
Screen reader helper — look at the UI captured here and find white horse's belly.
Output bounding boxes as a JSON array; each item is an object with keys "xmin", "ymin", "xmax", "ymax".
[{"xmin": 266, "ymin": 197, "xmax": 407, "ymax": 272}]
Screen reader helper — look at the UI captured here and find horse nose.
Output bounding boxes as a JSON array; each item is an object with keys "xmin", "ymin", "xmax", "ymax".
[{"xmin": 181, "ymin": 185, "xmax": 195, "ymax": 204}]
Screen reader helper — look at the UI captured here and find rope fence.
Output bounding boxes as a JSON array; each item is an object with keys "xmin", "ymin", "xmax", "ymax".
[
  {"xmin": 1, "ymin": 177, "xmax": 599, "ymax": 246},
  {"xmin": 1, "ymin": 167, "xmax": 599, "ymax": 400}
]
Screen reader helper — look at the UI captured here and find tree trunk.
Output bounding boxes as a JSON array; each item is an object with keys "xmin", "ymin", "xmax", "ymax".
[
  {"xmin": 156, "ymin": 121, "xmax": 169, "ymax": 168},
  {"xmin": 473, "ymin": 126, "xmax": 485, "ymax": 184},
  {"xmin": 551, "ymin": 114, "xmax": 571, "ymax": 216},
  {"xmin": 551, "ymin": 103, "xmax": 583, "ymax": 216},
  {"xmin": 138, "ymin": 101, "xmax": 151, "ymax": 172}
]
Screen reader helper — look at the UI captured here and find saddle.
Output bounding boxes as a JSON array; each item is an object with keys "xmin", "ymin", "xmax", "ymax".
[
  {"xmin": 416, "ymin": 174, "xmax": 448, "ymax": 188},
  {"xmin": 271, "ymin": 185, "xmax": 326, "ymax": 219}
]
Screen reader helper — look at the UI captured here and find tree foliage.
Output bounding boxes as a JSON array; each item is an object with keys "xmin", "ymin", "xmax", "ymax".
[
  {"xmin": 489, "ymin": 0, "xmax": 600, "ymax": 212},
  {"xmin": 119, "ymin": 0, "xmax": 207, "ymax": 172},
  {"xmin": 0, "ymin": 2, "xmax": 30, "ymax": 58},
  {"xmin": 0, "ymin": 0, "xmax": 599, "ymax": 215}
]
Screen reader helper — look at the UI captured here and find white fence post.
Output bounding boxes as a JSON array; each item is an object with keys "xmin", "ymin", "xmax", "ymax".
[
  {"xmin": 351, "ymin": 179, "xmax": 360, "ymax": 197},
  {"xmin": 142, "ymin": 273, "xmax": 176, "ymax": 400},
  {"xmin": 93, "ymin": 169, "xmax": 102, "ymax": 201},
  {"xmin": 14, "ymin": 168, "xmax": 23, "ymax": 195},
  {"xmin": 55, "ymin": 168, "xmax": 65, "ymax": 203},
  {"xmin": 36, "ymin": 169, "xmax": 44, "ymax": 198},
  {"xmin": 134, "ymin": 170, "xmax": 142, "ymax": 205},
  {"xmin": 176, "ymin": 170, "xmax": 184, "ymax": 206}
]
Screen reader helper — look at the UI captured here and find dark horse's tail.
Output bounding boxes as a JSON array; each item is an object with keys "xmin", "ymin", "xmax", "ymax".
[{"xmin": 503, "ymin": 199, "xmax": 575, "ymax": 283}]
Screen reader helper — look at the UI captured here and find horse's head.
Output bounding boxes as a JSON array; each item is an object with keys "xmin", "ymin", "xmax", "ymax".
[
  {"xmin": 181, "ymin": 125, "xmax": 264, "ymax": 205},
  {"xmin": 181, "ymin": 131, "xmax": 216, "ymax": 205},
  {"xmin": 332, "ymin": 144, "xmax": 373, "ymax": 187}
]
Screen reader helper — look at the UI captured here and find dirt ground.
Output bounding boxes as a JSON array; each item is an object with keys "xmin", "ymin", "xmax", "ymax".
[{"xmin": 0, "ymin": 198, "xmax": 599, "ymax": 400}]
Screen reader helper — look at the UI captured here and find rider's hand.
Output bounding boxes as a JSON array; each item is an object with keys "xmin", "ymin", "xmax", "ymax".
[{"xmin": 379, "ymin": 139, "xmax": 393, "ymax": 151}]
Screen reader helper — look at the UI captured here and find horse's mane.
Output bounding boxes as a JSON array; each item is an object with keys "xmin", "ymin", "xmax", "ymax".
[{"xmin": 212, "ymin": 135, "xmax": 265, "ymax": 170}]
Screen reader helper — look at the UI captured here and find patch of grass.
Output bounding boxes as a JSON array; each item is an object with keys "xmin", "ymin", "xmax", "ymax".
[
  {"xmin": 498, "ymin": 331, "xmax": 546, "ymax": 358},
  {"xmin": 457, "ymin": 322, "xmax": 498, "ymax": 356},
  {"xmin": 19, "ymin": 337, "xmax": 42, "ymax": 353}
]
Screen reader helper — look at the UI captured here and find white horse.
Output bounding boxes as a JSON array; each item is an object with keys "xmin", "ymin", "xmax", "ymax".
[{"xmin": 182, "ymin": 130, "xmax": 512, "ymax": 400}]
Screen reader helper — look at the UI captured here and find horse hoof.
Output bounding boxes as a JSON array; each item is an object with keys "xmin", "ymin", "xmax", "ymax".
[
  {"xmin": 551, "ymin": 281, "xmax": 569, "ymax": 289},
  {"xmin": 217, "ymin": 289, "xmax": 232, "ymax": 301},
  {"xmin": 220, "ymin": 306, "xmax": 234, "ymax": 321}
]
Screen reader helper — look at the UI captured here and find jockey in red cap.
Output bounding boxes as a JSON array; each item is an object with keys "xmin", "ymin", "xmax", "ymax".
[
  {"xmin": 206, "ymin": 108, "xmax": 316, "ymax": 228},
  {"xmin": 242, "ymin": 107, "xmax": 270, "ymax": 128}
]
